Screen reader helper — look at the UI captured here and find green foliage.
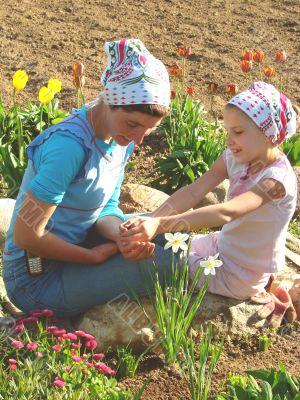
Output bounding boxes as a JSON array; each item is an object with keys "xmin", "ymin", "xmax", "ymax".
[
  {"xmin": 0, "ymin": 317, "xmax": 147, "ymax": 399},
  {"xmin": 216, "ymin": 362, "xmax": 300, "ymax": 400},
  {"xmin": 258, "ymin": 335, "xmax": 269, "ymax": 352},
  {"xmin": 150, "ymin": 95, "xmax": 226, "ymax": 193},
  {"xmin": 182, "ymin": 324, "xmax": 224, "ymax": 400},
  {"xmin": 133, "ymin": 241, "xmax": 210, "ymax": 366},
  {"xmin": 288, "ymin": 217, "xmax": 300, "ymax": 239},
  {"xmin": 280, "ymin": 133, "xmax": 300, "ymax": 166},
  {"xmin": 116, "ymin": 346, "xmax": 145, "ymax": 379},
  {"xmin": 0, "ymin": 96, "xmax": 68, "ymax": 198}
]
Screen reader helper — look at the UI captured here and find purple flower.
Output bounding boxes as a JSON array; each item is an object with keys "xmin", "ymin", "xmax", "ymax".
[
  {"xmin": 71, "ymin": 356, "xmax": 82, "ymax": 363},
  {"xmin": 51, "ymin": 345, "xmax": 62, "ymax": 352},
  {"xmin": 85, "ymin": 339, "xmax": 97, "ymax": 351},
  {"xmin": 53, "ymin": 377, "xmax": 65, "ymax": 387},
  {"xmin": 63, "ymin": 332, "xmax": 78, "ymax": 341},
  {"xmin": 26, "ymin": 342, "xmax": 38, "ymax": 351},
  {"xmin": 11, "ymin": 340, "xmax": 24, "ymax": 349}
]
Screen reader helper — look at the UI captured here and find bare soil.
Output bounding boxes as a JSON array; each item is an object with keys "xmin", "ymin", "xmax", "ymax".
[
  {"xmin": 120, "ymin": 328, "xmax": 300, "ymax": 399},
  {"xmin": 0, "ymin": 0, "xmax": 299, "ymax": 397},
  {"xmin": 1, "ymin": 0, "xmax": 300, "ymax": 116}
]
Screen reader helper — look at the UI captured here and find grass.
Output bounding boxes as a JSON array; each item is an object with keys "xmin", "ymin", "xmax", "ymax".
[{"xmin": 288, "ymin": 217, "xmax": 300, "ymax": 239}]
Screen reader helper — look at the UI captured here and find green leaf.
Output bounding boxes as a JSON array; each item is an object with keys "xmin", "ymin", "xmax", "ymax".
[
  {"xmin": 233, "ymin": 385, "xmax": 255, "ymax": 400},
  {"xmin": 247, "ymin": 369, "xmax": 272, "ymax": 383},
  {"xmin": 51, "ymin": 117, "xmax": 65, "ymax": 124},
  {"xmin": 183, "ymin": 164, "xmax": 195, "ymax": 182},
  {"xmin": 170, "ymin": 149, "xmax": 192, "ymax": 158},
  {"xmin": 261, "ymin": 381, "xmax": 273, "ymax": 400}
]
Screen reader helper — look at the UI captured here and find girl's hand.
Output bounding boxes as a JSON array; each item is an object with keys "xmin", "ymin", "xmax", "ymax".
[
  {"xmin": 89, "ymin": 242, "xmax": 119, "ymax": 264},
  {"xmin": 120, "ymin": 217, "xmax": 160, "ymax": 242},
  {"xmin": 117, "ymin": 239, "xmax": 155, "ymax": 261}
]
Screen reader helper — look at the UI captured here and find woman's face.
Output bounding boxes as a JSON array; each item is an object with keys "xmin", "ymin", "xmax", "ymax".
[{"xmin": 104, "ymin": 108, "xmax": 163, "ymax": 146}]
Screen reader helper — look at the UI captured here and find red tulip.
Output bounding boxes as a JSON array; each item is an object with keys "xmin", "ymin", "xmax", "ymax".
[
  {"xmin": 207, "ymin": 82, "xmax": 218, "ymax": 94},
  {"xmin": 185, "ymin": 47, "xmax": 191, "ymax": 57},
  {"xmin": 73, "ymin": 75, "xmax": 85, "ymax": 89},
  {"xmin": 177, "ymin": 47, "xmax": 185, "ymax": 57},
  {"xmin": 226, "ymin": 83, "xmax": 239, "ymax": 96},
  {"xmin": 263, "ymin": 66, "xmax": 276, "ymax": 77},
  {"xmin": 240, "ymin": 60, "xmax": 253, "ymax": 73},
  {"xmin": 275, "ymin": 50, "xmax": 287, "ymax": 63},
  {"xmin": 72, "ymin": 62, "xmax": 85, "ymax": 76},
  {"xmin": 170, "ymin": 90, "xmax": 176, "ymax": 99},
  {"xmin": 186, "ymin": 86, "xmax": 196, "ymax": 96},
  {"xmin": 177, "ymin": 46, "xmax": 191, "ymax": 57},
  {"xmin": 242, "ymin": 50, "xmax": 253, "ymax": 61},
  {"xmin": 72, "ymin": 62, "xmax": 85, "ymax": 88},
  {"xmin": 168, "ymin": 65, "xmax": 183, "ymax": 77},
  {"xmin": 253, "ymin": 50, "xmax": 265, "ymax": 63}
]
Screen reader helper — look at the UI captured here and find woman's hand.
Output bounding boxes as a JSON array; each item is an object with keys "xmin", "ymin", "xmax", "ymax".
[
  {"xmin": 120, "ymin": 217, "xmax": 160, "ymax": 242},
  {"xmin": 88, "ymin": 242, "xmax": 119, "ymax": 264}
]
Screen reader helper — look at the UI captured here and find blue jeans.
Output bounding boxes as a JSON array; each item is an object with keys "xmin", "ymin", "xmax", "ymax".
[{"xmin": 3, "ymin": 234, "xmax": 174, "ymax": 317}]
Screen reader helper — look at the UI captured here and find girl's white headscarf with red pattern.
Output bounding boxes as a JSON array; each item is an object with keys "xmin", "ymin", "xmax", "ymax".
[
  {"xmin": 228, "ymin": 81, "xmax": 297, "ymax": 145},
  {"xmin": 101, "ymin": 39, "xmax": 170, "ymax": 108}
]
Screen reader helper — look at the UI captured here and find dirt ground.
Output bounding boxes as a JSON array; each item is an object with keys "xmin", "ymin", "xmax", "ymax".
[
  {"xmin": 0, "ymin": 0, "xmax": 300, "ymax": 117},
  {"xmin": 120, "ymin": 328, "xmax": 300, "ymax": 399},
  {"xmin": 0, "ymin": 0, "xmax": 300, "ymax": 398}
]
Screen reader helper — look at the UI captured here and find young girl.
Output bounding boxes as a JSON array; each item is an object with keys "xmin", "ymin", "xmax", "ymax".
[
  {"xmin": 121, "ymin": 81, "xmax": 298, "ymax": 301},
  {"xmin": 3, "ymin": 38, "xmax": 174, "ymax": 317}
]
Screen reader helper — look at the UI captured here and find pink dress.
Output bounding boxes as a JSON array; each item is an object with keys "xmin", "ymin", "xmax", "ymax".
[{"xmin": 189, "ymin": 149, "xmax": 297, "ymax": 300}]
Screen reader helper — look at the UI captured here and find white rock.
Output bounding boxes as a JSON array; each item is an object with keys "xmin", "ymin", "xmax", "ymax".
[
  {"xmin": 0, "ymin": 198, "xmax": 15, "ymax": 250},
  {"xmin": 120, "ymin": 184, "xmax": 169, "ymax": 214}
]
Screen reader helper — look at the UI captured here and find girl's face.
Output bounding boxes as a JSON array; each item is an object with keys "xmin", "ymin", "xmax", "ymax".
[
  {"xmin": 224, "ymin": 106, "xmax": 275, "ymax": 165},
  {"xmin": 102, "ymin": 107, "xmax": 163, "ymax": 146}
]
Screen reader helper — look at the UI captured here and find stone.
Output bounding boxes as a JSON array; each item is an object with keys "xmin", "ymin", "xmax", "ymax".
[
  {"xmin": 285, "ymin": 247, "xmax": 300, "ymax": 267},
  {"xmin": 0, "ymin": 276, "xmax": 24, "ymax": 317},
  {"xmin": 285, "ymin": 233, "xmax": 300, "ymax": 267},
  {"xmin": 74, "ymin": 292, "xmax": 265, "ymax": 352},
  {"xmin": 75, "ymin": 261, "xmax": 300, "ymax": 352},
  {"xmin": 195, "ymin": 180, "xmax": 229, "ymax": 208},
  {"xmin": 286, "ymin": 232, "xmax": 300, "ymax": 255},
  {"xmin": 0, "ymin": 198, "xmax": 15, "ymax": 250},
  {"xmin": 119, "ymin": 181, "xmax": 229, "ymax": 216},
  {"xmin": 120, "ymin": 184, "xmax": 169, "ymax": 214},
  {"xmin": 293, "ymin": 166, "xmax": 300, "ymax": 217}
]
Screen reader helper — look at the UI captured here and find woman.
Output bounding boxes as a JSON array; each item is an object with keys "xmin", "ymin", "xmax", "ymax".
[{"xmin": 3, "ymin": 38, "xmax": 173, "ymax": 317}]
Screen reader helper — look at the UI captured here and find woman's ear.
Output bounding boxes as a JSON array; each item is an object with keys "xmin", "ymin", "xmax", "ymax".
[{"xmin": 293, "ymin": 104, "xmax": 300, "ymax": 132}]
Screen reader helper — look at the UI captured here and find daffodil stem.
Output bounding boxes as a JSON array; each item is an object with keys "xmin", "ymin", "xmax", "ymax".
[
  {"xmin": 16, "ymin": 110, "xmax": 24, "ymax": 165},
  {"xmin": 13, "ymin": 89, "xmax": 16, "ymax": 107},
  {"xmin": 40, "ymin": 107, "xmax": 43, "ymax": 133}
]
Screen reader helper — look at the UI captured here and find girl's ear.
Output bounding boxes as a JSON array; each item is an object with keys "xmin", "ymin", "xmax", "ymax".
[{"xmin": 264, "ymin": 135, "xmax": 276, "ymax": 148}]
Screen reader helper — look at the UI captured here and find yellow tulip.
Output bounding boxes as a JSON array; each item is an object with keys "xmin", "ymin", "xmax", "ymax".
[
  {"xmin": 48, "ymin": 78, "xmax": 62, "ymax": 94},
  {"xmin": 38, "ymin": 86, "xmax": 54, "ymax": 104},
  {"xmin": 12, "ymin": 70, "xmax": 29, "ymax": 91}
]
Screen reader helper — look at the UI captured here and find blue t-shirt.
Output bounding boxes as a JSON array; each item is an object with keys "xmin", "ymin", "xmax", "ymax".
[{"xmin": 4, "ymin": 107, "xmax": 134, "ymax": 260}]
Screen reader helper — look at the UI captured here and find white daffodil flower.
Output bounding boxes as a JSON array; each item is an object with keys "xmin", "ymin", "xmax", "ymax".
[
  {"xmin": 199, "ymin": 253, "xmax": 223, "ymax": 276},
  {"xmin": 164, "ymin": 232, "xmax": 189, "ymax": 253}
]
